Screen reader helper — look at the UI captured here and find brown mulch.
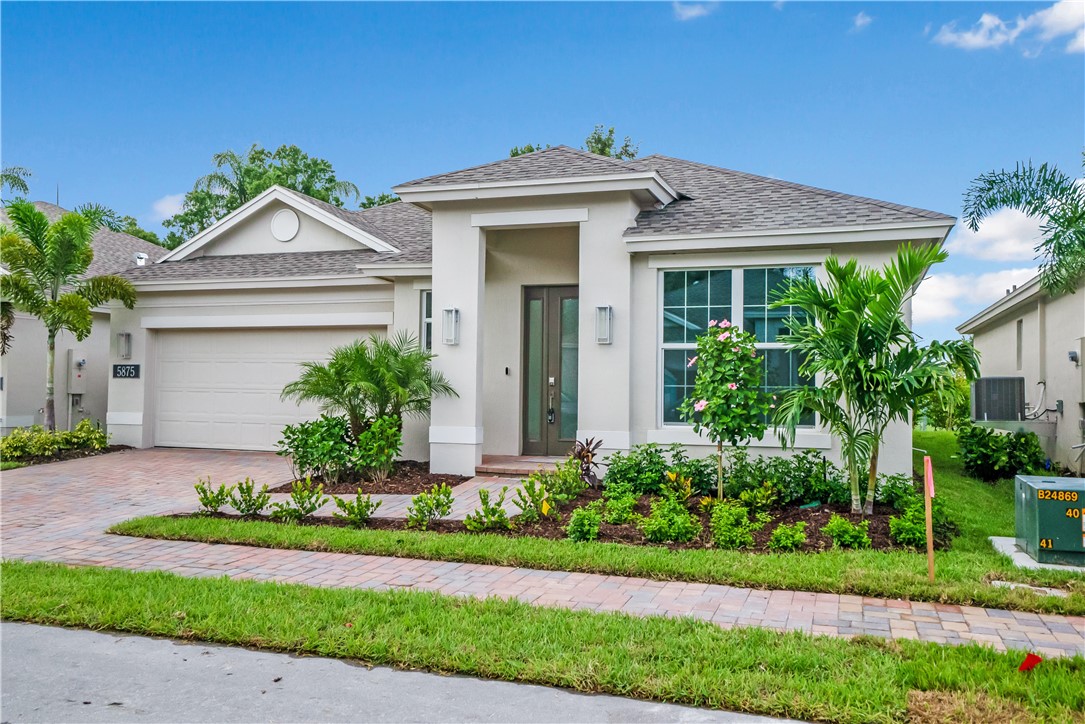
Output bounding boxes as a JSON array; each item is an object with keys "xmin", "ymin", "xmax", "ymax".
[
  {"xmin": 196, "ymin": 485, "xmax": 900, "ymax": 553},
  {"xmin": 5, "ymin": 445, "xmax": 131, "ymax": 468},
  {"xmin": 268, "ymin": 460, "xmax": 470, "ymax": 495}
]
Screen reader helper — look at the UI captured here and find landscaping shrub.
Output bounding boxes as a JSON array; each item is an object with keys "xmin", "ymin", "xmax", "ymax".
[
  {"xmin": 269, "ymin": 477, "xmax": 329, "ymax": 523},
  {"xmin": 767, "ymin": 521, "xmax": 807, "ymax": 552},
  {"xmin": 958, "ymin": 424, "xmax": 1046, "ymax": 482},
  {"xmin": 565, "ymin": 501, "xmax": 603, "ymax": 542},
  {"xmin": 602, "ymin": 493, "xmax": 638, "ymax": 525},
  {"xmin": 513, "ymin": 477, "xmax": 551, "ymax": 523},
  {"xmin": 354, "ymin": 415, "xmax": 402, "ymax": 483},
  {"xmin": 639, "ymin": 496, "xmax": 701, "ymax": 543},
  {"xmin": 332, "ymin": 490, "xmax": 382, "ymax": 528},
  {"xmin": 229, "ymin": 478, "xmax": 270, "ymax": 516},
  {"xmin": 874, "ymin": 473, "xmax": 918, "ymax": 511},
  {"xmin": 464, "ymin": 487, "xmax": 513, "ymax": 532},
  {"xmin": 709, "ymin": 501, "xmax": 770, "ymax": 550},
  {"xmin": 738, "ymin": 481, "xmax": 779, "ymax": 513},
  {"xmin": 0, "ymin": 419, "xmax": 109, "ymax": 460},
  {"xmin": 531, "ymin": 457, "xmax": 586, "ymax": 504},
  {"xmin": 723, "ymin": 449, "xmax": 848, "ymax": 507},
  {"xmin": 889, "ymin": 498, "xmax": 960, "ymax": 550},
  {"xmin": 666, "ymin": 445, "xmax": 718, "ymax": 497},
  {"xmin": 571, "ymin": 437, "xmax": 603, "ymax": 488},
  {"xmin": 276, "ymin": 415, "xmax": 355, "ymax": 483},
  {"xmin": 602, "ymin": 444, "xmax": 670, "ymax": 495},
  {"xmin": 406, "ymin": 483, "xmax": 454, "ymax": 530},
  {"xmin": 194, "ymin": 477, "xmax": 234, "ymax": 515},
  {"xmin": 821, "ymin": 514, "xmax": 871, "ymax": 549}
]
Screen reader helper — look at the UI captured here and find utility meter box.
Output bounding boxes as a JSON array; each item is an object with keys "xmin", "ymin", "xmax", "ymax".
[
  {"xmin": 1015, "ymin": 475, "xmax": 1085, "ymax": 566},
  {"xmin": 66, "ymin": 349, "xmax": 87, "ymax": 395}
]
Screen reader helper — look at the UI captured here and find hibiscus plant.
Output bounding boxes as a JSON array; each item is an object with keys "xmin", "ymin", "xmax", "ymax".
[{"xmin": 678, "ymin": 320, "xmax": 770, "ymax": 498}]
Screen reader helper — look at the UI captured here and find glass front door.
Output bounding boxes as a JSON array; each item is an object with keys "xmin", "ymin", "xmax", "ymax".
[{"xmin": 522, "ymin": 286, "xmax": 578, "ymax": 455}]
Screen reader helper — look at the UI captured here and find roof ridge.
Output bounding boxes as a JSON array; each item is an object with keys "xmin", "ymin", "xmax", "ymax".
[
  {"xmin": 640, "ymin": 155, "xmax": 954, "ymax": 221},
  {"xmin": 397, "ymin": 145, "xmax": 637, "ymax": 188}
]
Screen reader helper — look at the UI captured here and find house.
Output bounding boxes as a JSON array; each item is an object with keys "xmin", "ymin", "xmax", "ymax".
[
  {"xmin": 0, "ymin": 201, "xmax": 168, "ymax": 432},
  {"xmin": 105, "ymin": 146, "xmax": 955, "ymax": 476},
  {"xmin": 957, "ymin": 274, "xmax": 1084, "ymax": 472}
]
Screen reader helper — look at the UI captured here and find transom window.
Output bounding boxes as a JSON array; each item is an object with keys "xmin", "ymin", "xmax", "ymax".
[
  {"xmin": 420, "ymin": 290, "xmax": 433, "ymax": 351},
  {"xmin": 661, "ymin": 266, "xmax": 815, "ymax": 426}
]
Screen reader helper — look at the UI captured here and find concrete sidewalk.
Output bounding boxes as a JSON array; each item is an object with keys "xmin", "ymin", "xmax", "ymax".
[{"xmin": 0, "ymin": 623, "xmax": 794, "ymax": 723}]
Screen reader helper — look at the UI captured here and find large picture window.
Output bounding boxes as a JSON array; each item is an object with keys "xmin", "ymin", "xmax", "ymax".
[{"xmin": 661, "ymin": 266, "xmax": 815, "ymax": 426}]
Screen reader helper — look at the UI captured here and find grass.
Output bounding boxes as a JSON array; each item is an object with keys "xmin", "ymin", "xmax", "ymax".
[
  {"xmin": 0, "ymin": 460, "xmax": 26, "ymax": 471},
  {"xmin": 3, "ymin": 560, "xmax": 1083, "ymax": 724},
  {"xmin": 112, "ymin": 430, "xmax": 1085, "ymax": 615}
]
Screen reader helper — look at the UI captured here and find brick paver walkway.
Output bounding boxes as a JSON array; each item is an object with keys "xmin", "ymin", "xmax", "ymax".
[{"xmin": 2, "ymin": 449, "xmax": 1083, "ymax": 658}]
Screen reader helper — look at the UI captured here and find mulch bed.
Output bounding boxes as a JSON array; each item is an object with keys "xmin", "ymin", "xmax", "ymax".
[
  {"xmin": 5, "ymin": 445, "xmax": 131, "ymax": 468},
  {"xmin": 268, "ymin": 460, "xmax": 470, "ymax": 496},
  {"xmin": 192, "ymin": 486, "xmax": 899, "ymax": 554}
]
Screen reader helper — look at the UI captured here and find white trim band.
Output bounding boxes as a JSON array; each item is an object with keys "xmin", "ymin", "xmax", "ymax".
[
  {"xmin": 140, "ymin": 313, "xmax": 392, "ymax": 330},
  {"xmin": 106, "ymin": 412, "xmax": 144, "ymax": 426},
  {"xmin": 429, "ymin": 426, "xmax": 485, "ymax": 445}
]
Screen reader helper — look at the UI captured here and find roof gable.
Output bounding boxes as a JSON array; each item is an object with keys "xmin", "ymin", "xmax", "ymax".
[{"xmin": 395, "ymin": 145, "xmax": 637, "ymax": 189}]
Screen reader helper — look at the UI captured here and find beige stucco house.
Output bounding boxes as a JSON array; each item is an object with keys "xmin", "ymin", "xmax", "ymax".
[
  {"xmin": 105, "ymin": 147, "xmax": 956, "ymax": 476},
  {"xmin": 957, "ymin": 274, "xmax": 1085, "ymax": 472},
  {"xmin": 0, "ymin": 202, "xmax": 166, "ymax": 433}
]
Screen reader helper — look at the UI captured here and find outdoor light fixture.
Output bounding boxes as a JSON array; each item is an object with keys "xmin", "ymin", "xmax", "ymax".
[
  {"xmin": 442, "ymin": 308, "xmax": 460, "ymax": 345},
  {"xmin": 595, "ymin": 305, "xmax": 613, "ymax": 345},
  {"xmin": 116, "ymin": 332, "xmax": 132, "ymax": 360}
]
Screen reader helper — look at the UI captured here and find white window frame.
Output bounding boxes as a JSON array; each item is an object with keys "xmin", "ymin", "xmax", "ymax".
[
  {"xmin": 420, "ymin": 290, "xmax": 433, "ymax": 351},
  {"xmin": 656, "ymin": 264, "xmax": 820, "ymax": 430}
]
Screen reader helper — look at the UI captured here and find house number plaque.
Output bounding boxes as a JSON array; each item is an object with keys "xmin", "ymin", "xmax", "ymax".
[{"xmin": 112, "ymin": 364, "xmax": 141, "ymax": 379}]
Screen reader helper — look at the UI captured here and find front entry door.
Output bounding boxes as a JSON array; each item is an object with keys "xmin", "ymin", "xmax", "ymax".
[{"xmin": 522, "ymin": 286, "xmax": 579, "ymax": 455}]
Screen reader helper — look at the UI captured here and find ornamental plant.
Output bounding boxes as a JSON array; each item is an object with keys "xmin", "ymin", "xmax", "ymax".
[{"xmin": 678, "ymin": 319, "xmax": 770, "ymax": 498}]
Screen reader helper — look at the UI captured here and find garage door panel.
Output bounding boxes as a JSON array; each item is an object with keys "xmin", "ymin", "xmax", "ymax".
[{"xmin": 155, "ymin": 328, "xmax": 374, "ymax": 451}]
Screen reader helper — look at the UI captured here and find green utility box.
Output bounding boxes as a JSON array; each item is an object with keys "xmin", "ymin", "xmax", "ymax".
[{"xmin": 1015, "ymin": 475, "xmax": 1085, "ymax": 566}]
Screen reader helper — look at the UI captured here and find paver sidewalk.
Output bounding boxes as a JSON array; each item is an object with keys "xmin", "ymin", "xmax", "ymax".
[{"xmin": 2, "ymin": 448, "xmax": 1083, "ymax": 658}]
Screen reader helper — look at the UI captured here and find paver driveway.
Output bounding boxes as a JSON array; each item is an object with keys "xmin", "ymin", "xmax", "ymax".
[{"xmin": 2, "ymin": 448, "xmax": 1083, "ymax": 658}]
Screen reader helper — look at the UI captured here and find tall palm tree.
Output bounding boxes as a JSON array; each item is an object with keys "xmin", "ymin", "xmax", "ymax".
[
  {"xmin": 963, "ymin": 153, "xmax": 1085, "ymax": 295},
  {"xmin": 773, "ymin": 244, "xmax": 979, "ymax": 514},
  {"xmin": 281, "ymin": 332, "xmax": 456, "ymax": 440},
  {"xmin": 0, "ymin": 200, "xmax": 137, "ymax": 429},
  {"xmin": 195, "ymin": 147, "xmax": 265, "ymax": 206}
]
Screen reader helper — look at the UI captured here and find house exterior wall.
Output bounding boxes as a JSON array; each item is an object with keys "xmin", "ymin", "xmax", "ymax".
[
  {"xmin": 391, "ymin": 276, "xmax": 433, "ymax": 462},
  {"xmin": 968, "ymin": 280, "xmax": 1085, "ymax": 471},
  {"xmin": 194, "ymin": 200, "xmax": 362, "ymax": 257},
  {"xmin": 1, "ymin": 311, "xmax": 110, "ymax": 434}
]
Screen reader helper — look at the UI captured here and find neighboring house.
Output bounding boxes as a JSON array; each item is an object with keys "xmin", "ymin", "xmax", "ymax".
[
  {"xmin": 957, "ymin": 275, "xmax": 1085, "ymax": 472},
  {"xmin": 105, "ymin": 146, "xmax": 955, "ymax": 476},
  {"xmin": 0, "ymin": 201, "xmax": 167, "ymax": 433}
]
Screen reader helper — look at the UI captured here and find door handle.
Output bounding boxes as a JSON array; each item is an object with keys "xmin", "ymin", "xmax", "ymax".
[{"xmin": 547, "ymin": 391, "xmax": 555, "ymax": 424}]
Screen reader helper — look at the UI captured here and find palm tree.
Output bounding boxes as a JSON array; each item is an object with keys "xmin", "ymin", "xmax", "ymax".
[
  {"xmin": 281, "ymin": 332, "xmax": 456, "ymax": 439},
  {"xmin": 1, "ymin": 166, "xmax": 31, "ymax": 199},
  {"xmin": 773, "ymin": 244, "xmax": 979, "ymax": 514},
  {"xmin": 0, "ymin": 200, "xmax": 137, "ymax": 429},
  {"xmin": 963, "ymin": 153, "xmax": 1085, "ymax": 295}
]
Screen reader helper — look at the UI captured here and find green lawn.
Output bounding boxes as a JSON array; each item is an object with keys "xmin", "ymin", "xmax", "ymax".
[
  {"xmin": 112, "ymin": 430, "xmax": 1085, "ymax": 615},
  {"xmin": 3, "ymin": 560, "xmax": 1082, "ymax": 724},
  {"xmin": 0, "ymin": 460, "xmax": 26, "ymax": 471}
]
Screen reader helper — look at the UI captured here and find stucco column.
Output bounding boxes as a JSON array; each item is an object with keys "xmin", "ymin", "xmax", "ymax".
[
  {"xmin": 429, "ymin": 213, "xmax": 486, "ymax": 475},
  {"xmin": 105, "ymin": 304, "xmax": 155, "ymax": 448}
]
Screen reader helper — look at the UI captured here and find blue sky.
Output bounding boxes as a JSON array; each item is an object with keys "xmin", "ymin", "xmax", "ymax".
[{"xmin": 3, "ymin": 1, "xmax": 1082, "ymax": 341}]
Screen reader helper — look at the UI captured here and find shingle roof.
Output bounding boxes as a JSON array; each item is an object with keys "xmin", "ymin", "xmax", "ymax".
[
  {"xmin": 0, "ymin": 201, "xmax": 168, "ymax": 278},
  {"xmin": 121, "ymin": 200, "xmax": 431, "ymax": 282},
  {"xmin": 395, "ymin": 145, "xmax": 635, "ymax": 188},
  {"xmin": 624, "ymin": 155, "xmax": 954, "ymax": 237}
]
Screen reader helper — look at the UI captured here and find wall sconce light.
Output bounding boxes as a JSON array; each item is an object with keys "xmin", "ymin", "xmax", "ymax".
[
  {"xmin": 116, "ymin": 332, "xmax": 132, "ymax": 360},
  {"xmin": 595, "ymin": 305, "xmax": 613, "ymax": 345},
  {"xmin": 1069, "ymin": 350, "xmax": 1080, "ymax": 365},
  {"xmin": 442, "ymin": 308, "xmax": 460, "ymax": 345}
]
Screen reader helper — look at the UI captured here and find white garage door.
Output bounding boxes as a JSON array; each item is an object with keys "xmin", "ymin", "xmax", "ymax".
[{"xmin": 155, "ymin": 328, "xmax": 374, "ymax": 451}]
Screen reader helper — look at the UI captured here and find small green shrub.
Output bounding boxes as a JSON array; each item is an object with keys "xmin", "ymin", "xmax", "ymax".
[
  {"xmin": 194, "ymin": 477, "xmax": 234, "ymax": 515},
  {"xmin": 821, "ymin": 514, "xmax": 871, "ymax": 549},
  {"xmin": 63, "ymin": 419, "xmax": 109, "ymax": 451},
  {"xmin": 710, "ymin": 501, "xmax": 770, "ymax": 550},
  {"xmin": 639, "ymin": 496, "xmax": 701, "ymax": 543},
  {"xmin": 875, "ymin": 474, "xmax": 918, "ymax": 511},
  {"xmin": 958, "ymin": 424, "xmax": 1046, "ymax": 482},
  {"xmin": 738, "ymin": 481, "xmax": 779, "ymax": 513},
  {"xmin": 767, "ymin": 521, "xmax": 807, "ymax": 552},
  {"xmin": 464, "ymin": 487, "xmax": 512, "ymax": 532},
  {"xmin": 276, "ymin": 415, "xmax": 355, "ymax": 484},
  {"xmin": 669, "ymin": 455, "xmax": 717, "ymax": 497},
  {"xmin": 229, "ymin": 477, "xmax": 270, "ymax": 516},
  {"xmin": 888, "ymin": 497, "xmax": 960, "ymax": 550},
  {"xmin": 602, "ymin": 443, "xmax": 670, "ymax": 495},
  {"xmin": 513, "ymin": 477, "xmax": 551, "ymax": 523},
  {"xmin": 406, "ymin": 483, "xmax": 454, "ymax": 530},
  {"xmin": 603, "ymin": 494, "xmax": 638, "ymax": 525},
  {"xmin": 355, "ymin": 416, "xmax": 402, "ymax": 483},
  {"xmin": 332, "ymin": 490, "xmax": 382, "ymax": 528},
  {"xmin": 566, "ymin": 502, "xmax": 603, "ymax": 542},
  {"xmin": 724, "ymin": 448, "xmax": 849, "ymax": 507},
  {"xmin": 269, "ymin": 477, "xmax": 329, "ymax": 523},
  {"xmin": 0, "ymin": 420, "xmax": 109, "ymax": 460}
]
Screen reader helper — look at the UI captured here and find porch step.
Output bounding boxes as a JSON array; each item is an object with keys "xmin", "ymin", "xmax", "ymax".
[{"xmin": 476, "ymin": 455, "xmax": 565, "ymax": 477}]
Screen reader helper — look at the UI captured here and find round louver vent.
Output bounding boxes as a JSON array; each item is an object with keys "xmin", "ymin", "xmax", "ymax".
[{"xmin": 270, "ymin": 209, "xmax": 300, "ymax": 242}]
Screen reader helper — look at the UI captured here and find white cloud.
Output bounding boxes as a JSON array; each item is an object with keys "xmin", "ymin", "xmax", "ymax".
[
  {"xmin": 934, "ymin": 0, "xmax": 1085, "ymax": 55},
  {"xmin": 913, "ymin": 267, "xmax": 1039, "ymax": 324},
  {"xmin": 151, "ymin": 193, "xmax": 185, "ymax": 222},
  {"xmin": 852, "ymin": 11, "xmax": 873, "ymax": 32},
  {"xmin": 672, "ymin": 2, "xmax": 718, "ymax": 21},
  {"xmin": 945, "ymin": 208, "xmax": 1045, "ymax": 262},
  {"xmin": 773, "ymin": 1, "xmax": 786, "ymax": 10}
]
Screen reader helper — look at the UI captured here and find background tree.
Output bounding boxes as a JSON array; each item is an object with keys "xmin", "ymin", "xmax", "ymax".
[
  {"xmin": 963, "ymin": 152, "xmax": 1085, "ymax": 295},
  {"xmin": 773, "ymin": 244, "xmax": 979, "ymax": 514},
  {"xmin": 360, "ymin": 192, "xmax": 399, "ymax": 209},
  {"xmin": 2, "ymin": 166, "xmax": 31, "ymax": 199},
  {"xmin": 510, "ymin": 125, "xmax": 639, "ymax": 159},
  {"xmin": 0, "ymin": 200, "xmax": 137, "ymax": 429},
  {"xmin": 510, "ymin": 143, "xmax": 550, "ymax": 157},
  {"xmin": 164, "ymin": 144, "xmax": 361, "ymax": 239}
]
